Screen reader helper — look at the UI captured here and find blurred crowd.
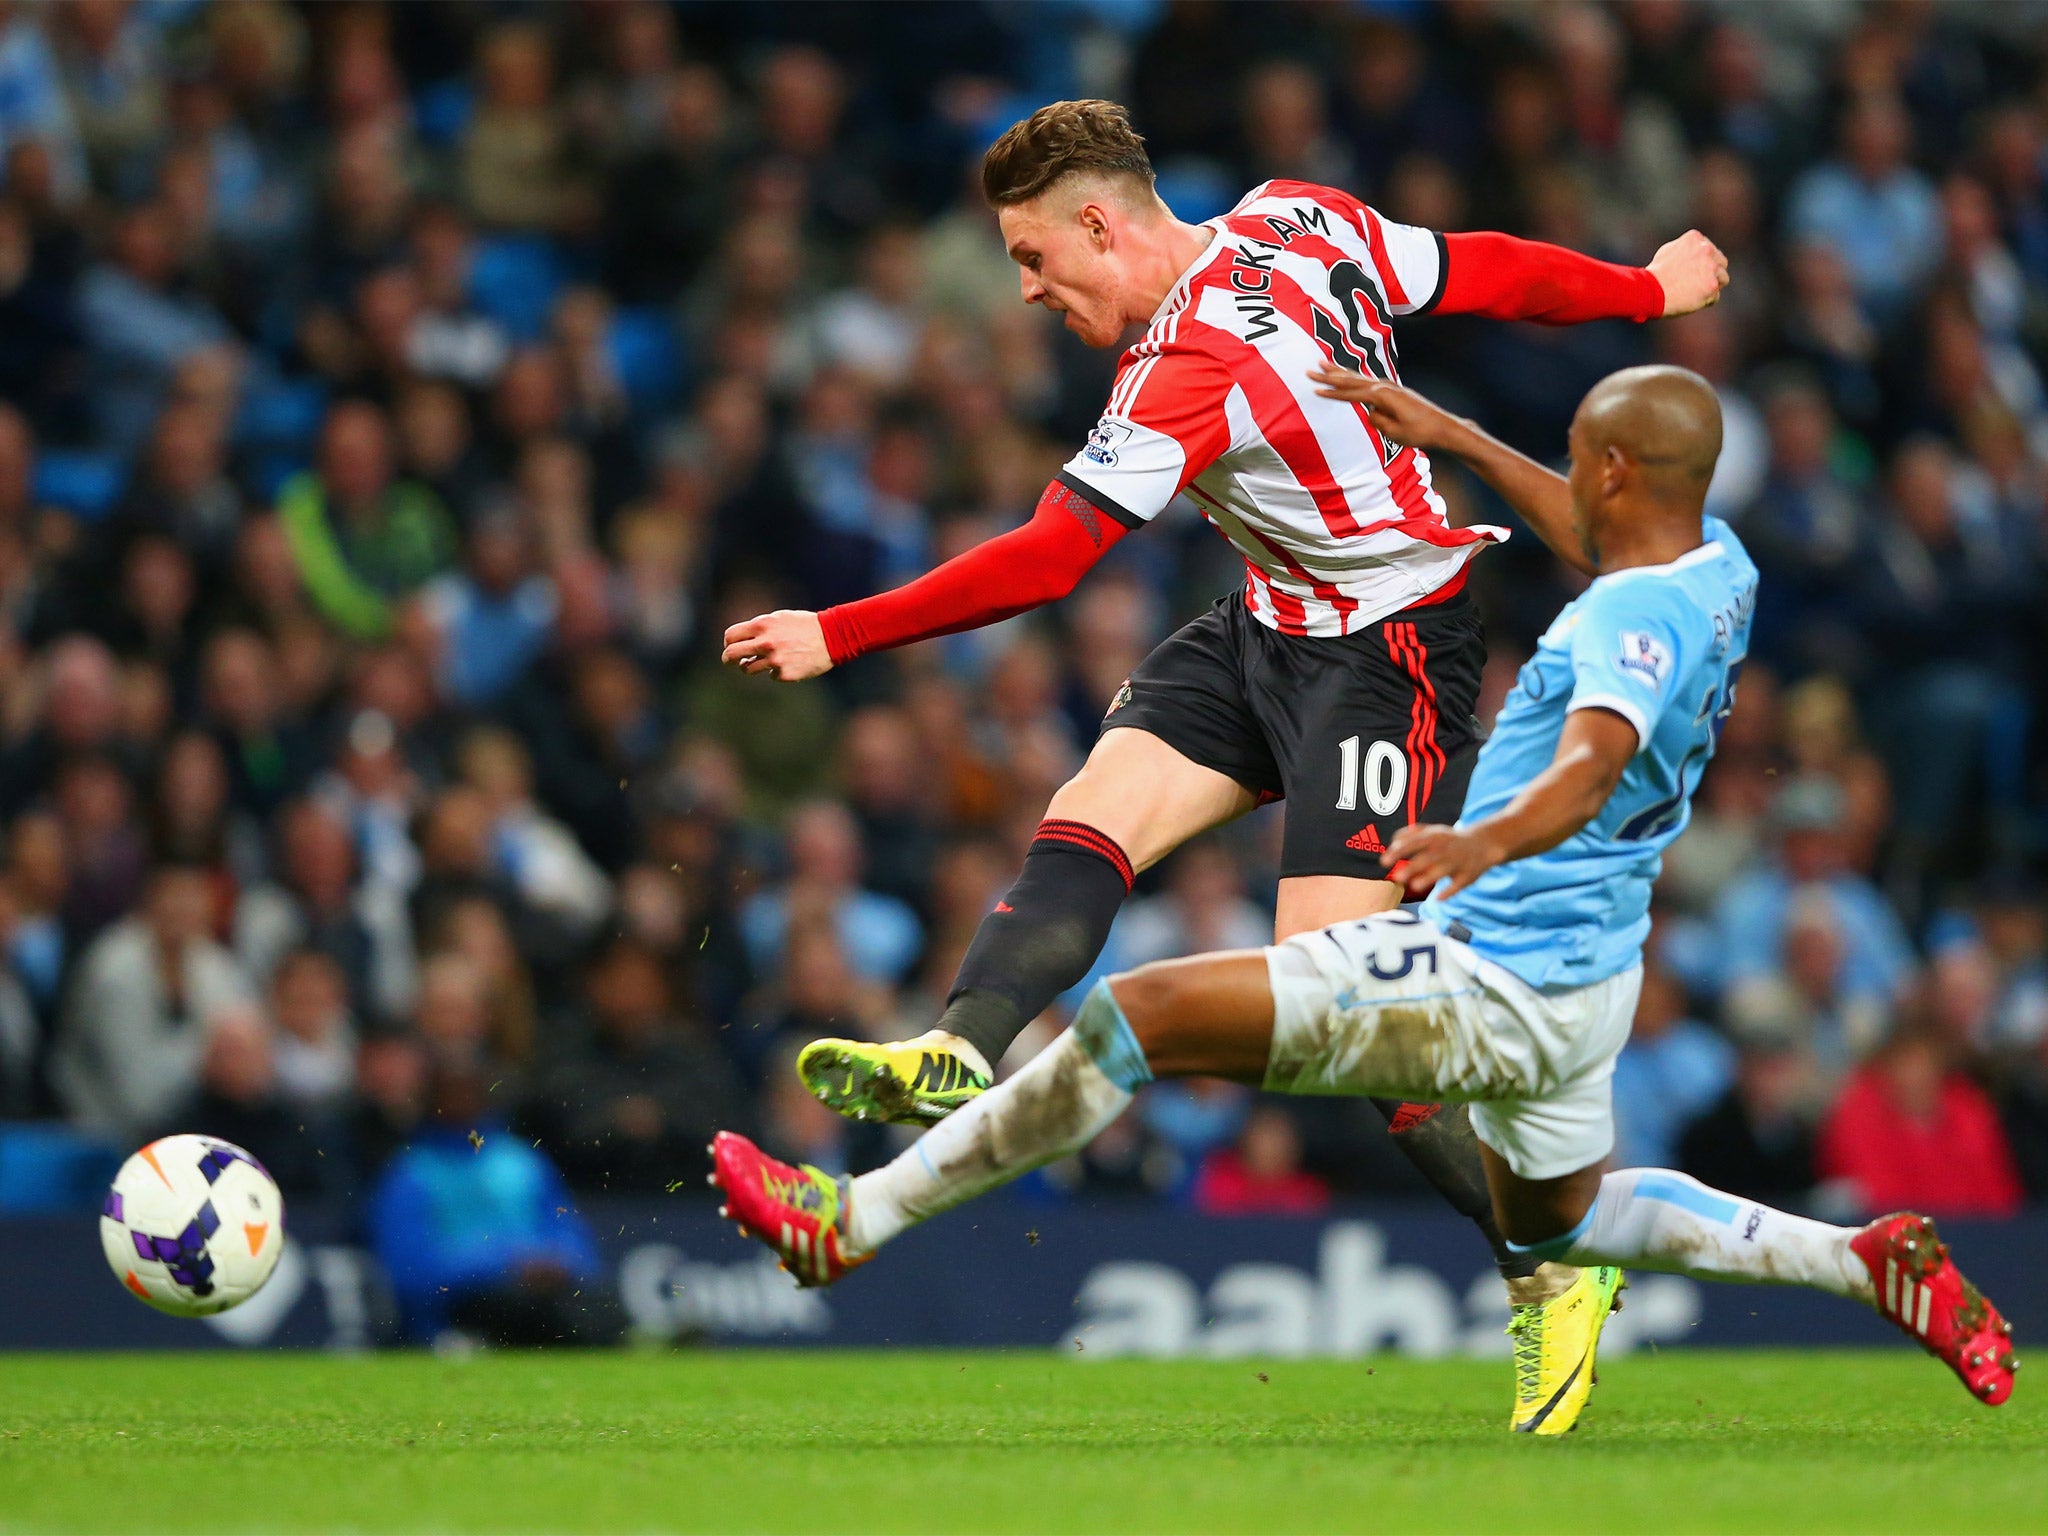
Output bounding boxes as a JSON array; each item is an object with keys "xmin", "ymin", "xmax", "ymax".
[{"xmin": 1, "ymin": 0, "xmax": 2048, "ymax": 1336}]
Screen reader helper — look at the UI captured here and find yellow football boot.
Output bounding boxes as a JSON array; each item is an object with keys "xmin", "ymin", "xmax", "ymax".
[
  {"xmin": 1507, "ymin": 1264, "xmax": 1626, "ymax": 1435},
  {"xmin": 797, "ymin": 1032, "xmax": 991, "ymax": 1128}
]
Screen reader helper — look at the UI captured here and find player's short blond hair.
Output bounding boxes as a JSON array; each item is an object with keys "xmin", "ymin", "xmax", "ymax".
[{"xmin": 981, "ymin": 99, "xmax": 1154, "ymax": 208}]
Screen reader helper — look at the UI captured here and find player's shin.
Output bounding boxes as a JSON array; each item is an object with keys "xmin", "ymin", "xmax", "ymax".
[
  {"xmin": 845, "ymin": 979, "xmax": 1151, "ymax": 1254},
  {"xmin": 1541, "ymin": 1167, "xmax": 1869, "ymax": 1299},
  {"xmin": 936, "ymin": 821, "xmax": 1134, "ymax": 1071}
]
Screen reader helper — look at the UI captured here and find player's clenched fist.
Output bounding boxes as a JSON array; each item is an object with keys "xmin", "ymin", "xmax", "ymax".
[
  {"xmin": 721, "ymin": 609, "xmax": 832, "ymax": 680},
  {"xmin": 1647, "ymin": 229, "xmax": 1730, "ymax": 317},
  {"xmin": 1308, "ymin": 366, "xmax": 1466, "ymax": 451}
]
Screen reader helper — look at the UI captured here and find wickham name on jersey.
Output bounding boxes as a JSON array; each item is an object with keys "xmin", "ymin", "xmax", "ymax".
[{"xmin": 1227, "ymin": 245, "xmax": 1280, "ymax": 341}]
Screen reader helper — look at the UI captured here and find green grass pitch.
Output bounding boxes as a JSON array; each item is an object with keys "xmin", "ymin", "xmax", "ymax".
[{"xmin": 1, "ymin": 1350, "xmax": 2042, "ymax": 1533}]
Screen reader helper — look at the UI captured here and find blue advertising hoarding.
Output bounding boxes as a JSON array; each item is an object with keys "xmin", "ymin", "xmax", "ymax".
[{"xmin": 7, "ymin": 1200, "xmax": 2043, "ymax": 1356}]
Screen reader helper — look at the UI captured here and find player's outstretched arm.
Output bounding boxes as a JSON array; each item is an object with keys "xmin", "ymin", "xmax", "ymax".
[
  {"xmin": 1434, "ymin": 229, "xmax": 1727, "ymax": 324},
  {"xmin": 720, "ymin": 477, "xmax": 1128, "ymax": 679},
  {"xmin": 1309, "ymin": 366, "xmax": 1594, "ymax": 577},
  {"xmin": 1381, "ymin": 707, "xmax": 1636, "ymax": 898}
]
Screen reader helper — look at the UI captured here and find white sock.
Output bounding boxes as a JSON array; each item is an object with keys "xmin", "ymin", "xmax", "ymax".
[
  {"xmin": 1559, "ymin": 1168, "xmax": 1871, "ymax": 1300},
  {"xmin": 847, "ymin": 983, "xmax": 1147, "ymax": 1254}
]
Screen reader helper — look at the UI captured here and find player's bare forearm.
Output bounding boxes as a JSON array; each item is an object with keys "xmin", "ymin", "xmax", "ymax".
[
  {"xmin": 1309, "ymin": 368, "xmax": 1593, "ymax": 577},
  {"xmin": 1382, "ymin": 709, "xmax": 1634, "ymax": 896}
]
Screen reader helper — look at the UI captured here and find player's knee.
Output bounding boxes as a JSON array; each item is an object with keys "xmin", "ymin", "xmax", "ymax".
[{"xmin": 1105, "ymin": 963, "xmax": 1201, "ymax": 1061}]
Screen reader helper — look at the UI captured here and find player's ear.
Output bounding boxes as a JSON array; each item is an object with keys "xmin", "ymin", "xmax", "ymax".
[
  {"xmin": 1601, "ymin": 443, "xmax": 1629, "ymax": 500},
  {"xmin": 1078, "ymin": 200, "xmax": 1111, "ymax": 248}
]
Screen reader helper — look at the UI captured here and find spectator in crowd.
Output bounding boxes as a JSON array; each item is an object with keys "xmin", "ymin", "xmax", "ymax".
[
  {"xmin": 416, "ymin": 508, "xmax": 557, "ymax": 708},
  {"xmin": 603, "ymin": 62, "xmax": 732, "ymax": 304},
  {"xmin": 0, "ymin": 634, "xmax": 129, "ymax": 818},
  {"xmin": 96, "ymin": 399, "xmax": 247, "ymax": 596},
  {"xmin": 267, "ymin": 948, "xmax": 357, "ymax": 1112},
  {"xmin": 1786, "ymin": 94, "xmax": 1942, "ymax": 323},
  {"xmin": 1853, "ymin": 436, "xmax": 2035, "ymax": 878},
  {"xmin": 349, "ymin": 1030, "xmax": 426, "ymax": 1187},
  {"xmin": 51, "ymin": 861, "xmax": 250, "ymax": 1141},
  {"xmin": 1742, "ymin": 380, "xmax": 1868, "ymax": 671},
  {"xmin": 1611, "ymin": 955, "xmax": 1735, "ymax": 1170},
  {"xmin": 280, "ymin": 401, "xmax": 456, "ymax": 641},
  {"xmin": 5, "ymin": 809, "xmax": 69, "ymax": 1021},
  {"xmin": 737, "ymin": 920, "xmax": 889, "ymax": 1084},
  {"xmin": 460, "ymin": 22, "xmax": 581, "ymax": 236},
  {"xmin": 1819, "ymin": 1026, "xmax": 2025, "ymax": 1220},
  {"xmin": 76, "ymin": 200, "xmax": 236, "ymax": 454},
  {"xmin": 523, "ymin": 937, "xmax": 753, "ymax": 1193},
  {"xmin": 739, "ymin": 799, "xmax": 921, "ymax": 987},
  {"xmin": 0, "ymin": 194, "xmax": 81, "ymax": 437},
  {"xmin": 235, "ymin": 797, "xmax": 394, "ymax": 1019},
  {"xmin": 1193, "ymin": 1105, "xmax": 1330, "ymax": 1217},
  {"xmin": 1678, "ymin": 987, "xmax": 1824, "ymax": 1210},
  {"xmin": 0, "ymin": 876, "xmax": 38, "ymax": 1116},
  {"xmin": 369, "ymin": 1056, "xmax": 615, "ymax": 1345},
  {"xmin": 1115, "ymin": 841, "xmax": 1268, "ymax": 971},
  {"xmin": 1778, "ymin": 675, "xmax": 1891, "ymax": 878},
  {"xmin": 1975, "ymin": 876, "xmax": 2048, "ymax": 1056},
  {"xmin": 403, "ymin": 207, "xmax": 511, "ymax": 394},
  {"xmin": 2003, "ymin": 1015, "xmax": 2048, "ymax": 1203},
  {"xmin": 1713, "ymin": 776, "xmax": 1910, "ymax": 1008},
  {"xmin": 455, "ymin": 727, "xmax": 611, "ymax": 942},
  {"xmin": 198, "ymin": 626, "xmax": 311, "ymax": 828},
  {"xmin": 177, "ymin": 1001, "xmax": 347, "ymax": 1200},
  {"xmin": 835, "ymin": 704, "xmax": 940, "ymax": 915}
]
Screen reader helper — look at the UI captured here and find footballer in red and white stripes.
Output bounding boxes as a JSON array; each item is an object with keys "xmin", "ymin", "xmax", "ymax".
[{"xmin": 727, "ymin": 99, "xmax": 1727, "ymax": 1434}]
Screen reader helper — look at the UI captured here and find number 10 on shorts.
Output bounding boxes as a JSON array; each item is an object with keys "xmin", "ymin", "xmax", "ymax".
[{"xmin": 1335, "ymin": 736, "xmax": 1407, "ymax": 815}]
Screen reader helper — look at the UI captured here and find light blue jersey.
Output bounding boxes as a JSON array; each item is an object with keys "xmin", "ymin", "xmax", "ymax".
[{"xmin": 1428, "ymin": 518, "xmax": 1757, "ymax": 988}]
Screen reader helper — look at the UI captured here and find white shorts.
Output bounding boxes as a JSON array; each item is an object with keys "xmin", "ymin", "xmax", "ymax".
[{"xmin": 1264, "ymin": 910, "xmax": 1642, "ymax": 1181}]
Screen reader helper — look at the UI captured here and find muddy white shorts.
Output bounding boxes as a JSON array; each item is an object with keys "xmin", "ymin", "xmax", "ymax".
[{"xmin": 1263, "ymin": 910, "xmax": 1642, "ymax": 1181}]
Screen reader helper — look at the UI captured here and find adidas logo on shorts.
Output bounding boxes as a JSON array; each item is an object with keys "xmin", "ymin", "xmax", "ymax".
[{"xmin": 1345, "ymin": 825, "xmax": 1386, "ymax": 853}]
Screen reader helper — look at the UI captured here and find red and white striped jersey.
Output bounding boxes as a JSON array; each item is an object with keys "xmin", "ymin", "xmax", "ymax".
[{"xmin": 1058, "ymin": 180, "xmax": 1508, "ymax": 638}]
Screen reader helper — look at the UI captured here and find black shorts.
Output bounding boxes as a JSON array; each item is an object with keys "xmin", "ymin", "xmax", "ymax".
[{"xmin": 1100, "ymin": 591, "xmax": 1485, "ymax": 880}]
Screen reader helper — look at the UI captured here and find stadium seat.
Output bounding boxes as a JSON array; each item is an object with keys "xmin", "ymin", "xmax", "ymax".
[
  {"xmin": 1153, "ymin": 159, "xmax": 1237, "ymax": 224},
  {"xmin": 468, "ymin": 235, "xmax": 565, "ymax": 344},
  {"xmin": 413, "ymin": 79, "xmax": 474, "ymax": 148},
  {"xmin": 0, "ymin": 1123, "xmax": 123, "ymax": 1213},
  {"xmin": 31, "ymin": 450, "xmax": 126, "ymax": 520},
  {"xmin": 607, "ymin": 307, "xmax": 686, "ymax": 416},
  {"xmin": 235, "ymin": 378, "xmax": 328, "ymax": 452}
]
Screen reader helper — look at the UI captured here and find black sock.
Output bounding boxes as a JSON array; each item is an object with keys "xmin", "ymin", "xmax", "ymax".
[
  {"xmin": 939, "ymin": 819, "xmax": 1133, "ymax": 1070},
  {"xmin": 1370, "ymin": 1098, "xmax": 1542, "ymax": 1281}
]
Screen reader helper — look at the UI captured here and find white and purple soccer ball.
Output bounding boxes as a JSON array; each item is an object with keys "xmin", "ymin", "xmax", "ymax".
[{"xmin": 99, "ymin": 1135, "xmax": 285, "ymax": 1317}]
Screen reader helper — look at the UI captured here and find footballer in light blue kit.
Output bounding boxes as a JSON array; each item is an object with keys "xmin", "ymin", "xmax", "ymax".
[
  {"xmin": 712, "ymin": 366, "xmax": 2017, "ymax": 1427},
  {"xmin": 1429, "ymin": 521, "xmax": 1756, "ymax": 991}
]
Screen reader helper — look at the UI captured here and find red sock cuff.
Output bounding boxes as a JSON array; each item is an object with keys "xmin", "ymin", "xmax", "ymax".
[{"xmin": 1032, "ymin": 819, "xmax": 1134, "ymax": 892}]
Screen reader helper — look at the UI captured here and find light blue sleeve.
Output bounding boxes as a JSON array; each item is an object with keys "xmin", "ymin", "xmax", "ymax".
[{"xmin": 1565, "ymin": 583, "xmax": 1693, "ymax": 753}]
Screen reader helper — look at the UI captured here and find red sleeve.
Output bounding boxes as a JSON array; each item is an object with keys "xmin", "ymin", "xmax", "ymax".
[
  {"xmin": 818, "ymin": 477, "xmax": 1128, "ymax": 665},
  {"xmin": 1435, "ymin": 231, "xmax": 1665, "ymax": 325}
]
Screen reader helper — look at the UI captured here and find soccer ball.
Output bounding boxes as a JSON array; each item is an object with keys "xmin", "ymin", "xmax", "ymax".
[{"xmin": 99, "ymin": 1135, "xmax": 285, "ymax": 1317}]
